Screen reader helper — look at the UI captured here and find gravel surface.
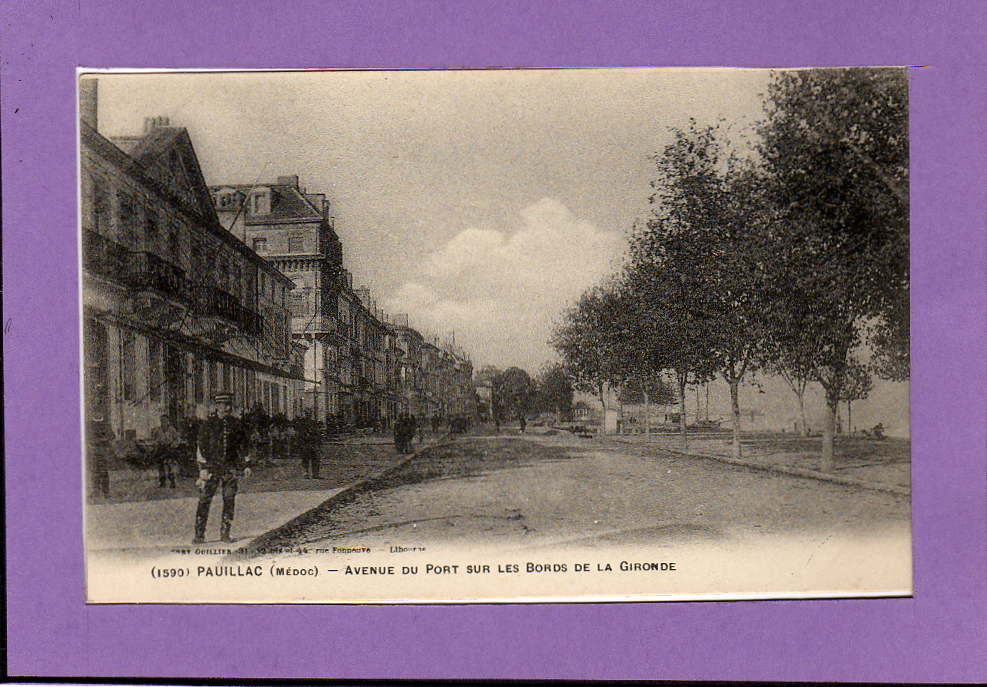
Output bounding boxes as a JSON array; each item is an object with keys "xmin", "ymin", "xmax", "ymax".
[{"xmin": 259, "ymin": 432, "xmax": 911, "ymax": 553}]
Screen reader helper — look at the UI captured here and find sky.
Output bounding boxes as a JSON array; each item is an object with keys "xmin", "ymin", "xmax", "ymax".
[
  {"xmin": 92, "ymin": 68, "xmax": 771, "ymax": 370},
  {"xmin": 90, "ymin": 68, "xmax": 908, "ymax": 436}
]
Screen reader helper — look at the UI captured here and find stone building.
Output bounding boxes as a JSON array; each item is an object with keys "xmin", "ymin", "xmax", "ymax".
[
  {"xmin": 210, "ymin": 176, "xmax": 343, "ymax": 422},
  {"xmin": 391, "ymin": 317, "xmax": 475, "ymax": 421},
  {"xmin": 80, "ymin": 80, "xmax": 302, "ymax": 444},
  {"xmin": 210, "ymin": 176, "xmax": 406, "ymax": 428}
]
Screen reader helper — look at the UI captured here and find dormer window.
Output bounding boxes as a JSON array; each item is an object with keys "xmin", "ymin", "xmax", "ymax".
[
  {"xmin": 250, "ymin": 187, "xmax": 271, "ymax": 215},
  {"xmin": 252, "ymin": 238, "xmax": 267, "ymax": 253}
]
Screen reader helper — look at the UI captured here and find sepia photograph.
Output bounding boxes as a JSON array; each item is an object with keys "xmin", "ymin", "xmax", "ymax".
[{"xmin": 80, "ymin": 67, "xmax": 910, "ymax": 603}]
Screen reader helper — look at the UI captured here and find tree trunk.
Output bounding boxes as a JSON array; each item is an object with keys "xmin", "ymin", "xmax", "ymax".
[
  {"xmin": 797, "ymin": 392, "xmax": 808, "ymax": 437},
  {"xmin": 644, "ymin": 381, "xmax": 651, "ymax": 439},
  {"xmin": 729, "ymin": 379, "xmax": 742, "ymax": 458},
  {"xmin": 847, "ymin": 400, "xmax": 852, "ymax": 437},
  {"xmin": 821, "ymin": 394, "xmax": 837, "ymax": 471},
  {"xmin": 677, "ymin": 376, "xmax": 688, "ymax": 451},
  {"xmin": 617, "ymin": 383, "xmax": 624, "ymax": 435}
]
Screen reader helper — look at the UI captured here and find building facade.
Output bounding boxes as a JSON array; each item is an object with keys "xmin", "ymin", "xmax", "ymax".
[
  {"xmin": 392, "ymin": 318, "xmax": 475, "ymax": 421},
  {"xmin": 81, "ymin": 82, "xmax": 303, "ymax": 444},
  {"xmin": 210, "ymin": 176, "xmax": 406, "ymax": 428}
]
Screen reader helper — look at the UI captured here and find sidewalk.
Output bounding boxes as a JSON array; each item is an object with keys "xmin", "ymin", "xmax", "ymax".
[
  {"xmin": 602, "ymin": 431, "xmax": 910, "ymax": 495},
  {"xmin": 86, "ymin": 487, "xmax": 344, "ymax": 553}
]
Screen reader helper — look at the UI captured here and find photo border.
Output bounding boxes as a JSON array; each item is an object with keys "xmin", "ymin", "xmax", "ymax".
[{"xmin": 3, "ymin": 1, "xmax": 986, "ymax": 681}]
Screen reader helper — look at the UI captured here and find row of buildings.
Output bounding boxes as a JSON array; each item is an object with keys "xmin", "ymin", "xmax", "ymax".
[{"xmin": 80, "ymin": 79, "xmax": 476, "ymax": 443}]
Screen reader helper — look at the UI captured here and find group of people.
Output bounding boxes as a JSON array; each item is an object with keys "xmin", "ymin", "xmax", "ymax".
[
  {"xmin": 192, "ymin": 393, "xmax": 323, "ymax": 543},
  {"xmin": 86, "ymin": 393, "xmax": 328, "ymax": 543}
]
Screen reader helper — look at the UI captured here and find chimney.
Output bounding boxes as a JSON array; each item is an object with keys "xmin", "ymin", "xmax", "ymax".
[
  {"xmin": 322, "ymin": 199, "xmax": 332, "ymax": 220},
  {"xmin": 277, "ymin": 175, "xmax": 299, "ymax": 188},
  {"xmin": 79, "ymin": 78, "xmax": 98, "ymax": 130},
  {"xmin": 143, "ymin": 116, "xmax": 171, "ymax": 133}
]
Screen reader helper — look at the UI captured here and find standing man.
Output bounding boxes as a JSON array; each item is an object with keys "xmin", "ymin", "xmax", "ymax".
[{"xmin": 193, "ymin": 391, "xmax": 251, "ymax": 544}]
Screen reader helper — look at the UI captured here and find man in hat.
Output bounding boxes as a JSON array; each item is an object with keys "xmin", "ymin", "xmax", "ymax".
[{"xmin": 192, "ymin": 391, "xmax": 251, "ymax": 543}]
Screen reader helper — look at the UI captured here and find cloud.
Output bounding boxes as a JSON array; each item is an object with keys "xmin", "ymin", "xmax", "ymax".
[{"xmin": 385, "ymin": 198, "xmax": 624, "ymax": 371}]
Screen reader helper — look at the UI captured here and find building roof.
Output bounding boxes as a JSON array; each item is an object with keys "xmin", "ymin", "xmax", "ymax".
[
  {"xmin": 84, "ymin": 121, "xmax": 294, "ymax": 288},
  {"xmin": 209, "ymin": 182, "xmax": 323, "ymax": 223},
  {"xmin": 110, "ymin": 126, "xmax": 220, "ymax": 224}
]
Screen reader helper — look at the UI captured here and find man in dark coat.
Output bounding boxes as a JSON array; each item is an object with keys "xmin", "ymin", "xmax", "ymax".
[
  {"xmin": 393, "ymin": 413, "xmax": 408, "ymax": 453},
  {"xmin": 193, "ymin": 391, "xmax": 251, "ymax": 543},
  {"xmin": 300, "ymin": 415, "xmax": 322, "ymax": 478}
]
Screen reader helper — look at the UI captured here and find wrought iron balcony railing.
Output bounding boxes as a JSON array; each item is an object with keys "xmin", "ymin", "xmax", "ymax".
[
  {"xmin": 83, "ymin": 229, "xmax": 267, "ymax": 339},
  {"xmin": 128, "ymin": 251, "xmax": 190, "ymax": 303},
  {"xmin": 82, "ymin": 229, "xmax": 132, "ymax": 285}
]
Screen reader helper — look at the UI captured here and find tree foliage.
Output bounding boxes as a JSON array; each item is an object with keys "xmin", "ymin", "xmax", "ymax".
[
  {"xmin": 550, "ymin": 281, "xmax": 629, "ymax": 408},
  {"xmin": 758, "ymin": 67, "xmax": 909, "ymax": 381},
  {"xmin": 534, "ymin": 363, "xmax": 574, "ymax": 418},
  {"xmin": 493, "ymin": 367, "xmax": 537, "ymax": 421}
]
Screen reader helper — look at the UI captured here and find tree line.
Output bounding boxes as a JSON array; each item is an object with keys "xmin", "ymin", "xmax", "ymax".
[{"xmin": 550, "ymin": 68, "xmax": 908, "ymax": 469}]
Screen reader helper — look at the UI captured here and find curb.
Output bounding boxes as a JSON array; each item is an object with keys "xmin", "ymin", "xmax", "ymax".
[
  {"xmin": 603, "ymin": 436, "xmax": 911, "ymax": 497},
  {"xmin": 236, "ymin": 433, "xmax": 455, "ymax": 555}
]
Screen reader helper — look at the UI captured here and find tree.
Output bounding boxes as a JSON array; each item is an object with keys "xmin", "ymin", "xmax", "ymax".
[
  {"xmin": 550, "ymin": 281, "xmax": 628, "ymax": 418},
  {"xmin": 632, "ymin": 122, "xmax": 775, "ymax": 457},
  {"xmin": 535, "ymin": 363, "xmax": 574, "ymax": 422},
  {"xmin": 617, "ymin": 375, "xmax": 676, "ymax": 406},
  {"xmin": 757, "ymin": 67, "xmax": 908, "ymax": 468},
  {"xmin": 494, "ymin": 367, "xmax": 537, "ymax": 423},
  {"xmin": 840, "ymin": 359, "xmax": 873, "ymax": 435}
]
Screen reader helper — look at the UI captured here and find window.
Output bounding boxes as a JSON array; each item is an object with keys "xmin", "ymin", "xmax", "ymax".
[
  {"xmin": 208, "ymin": 360, "xmax": 218, "ymax": 396},
  {"xmin": 148, "ymin": 338, "xmax": 161, "ymax": 401},
  {"xmin": 288, "ymin": 236, "xmax": 304, "ymax": 252},
  {"xmin": 121, "ymin": 330, "xmax": 136, "ymax": 401},
  {"xmin": 252, "ymin": 238, "xmax": 267, "ymax": 253},
  {"xmin": 118, "ymin": 194, "xmax": 138, "ymax": 242},
  {"xmin": 288, "ymin": 291, "xmax": 308, "ymax": 317},
  {"xmin": 92, "ymin": 179, "xmax": 109, "ymax": 230},
  {"xmin": 222, "ymin": 362, "xmax": 232, "ymax": 391},
  {"xmin": 193, "ymin": 357, "xmax": 204, "ymax": 404}
]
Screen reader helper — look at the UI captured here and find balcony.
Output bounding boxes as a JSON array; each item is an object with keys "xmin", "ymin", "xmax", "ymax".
[
  {"xmin": 83, "ymin": 229, "xmax": 191, "ymax": 306},
  {"xmin": 82, "ymin": 229, "xmax": 132, "ymax": 285},
  {"xmin": 129, "ymin": 251, "xmax": 190, "ymax": 303},
  {"xmin": 194, "ymin": 284, "xmax": 265, "ymax": 336}
]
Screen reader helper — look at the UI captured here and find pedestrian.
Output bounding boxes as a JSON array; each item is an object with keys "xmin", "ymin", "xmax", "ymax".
[
  {"xmin": 269, "ymin": 422, "xmax": 282, "ymax": 461},
  {"xmin": 306, "ymin": 416, "xmax": 322, "ymax": 478},
  {"xmin": 415, "ymin": 415, "xmax": 424, "ymax": 444},
  {"xmin": 179, "ymin": 414, "xmax": 199, "ymax": 478},
  {"xmin": 150, "ymin": 414, "xmax": 181, "ymax": 488},
  {"xmin": 87, "ymin": 416, "xmax": 114, "ymax": 498},
  {"xmin": 519, "ymin": 415, "xmax": 527, "ymax": 434},
  {"xmin": 285, "ymin": 421, "xmax": 298, "ymax": 460},
  {"xmin": 192, "ymin": 391, "xmax": 252, "ymax": 544},
  {"xmin": 393, "ymin": 413, "xmax": 406, "ymax": 453}
]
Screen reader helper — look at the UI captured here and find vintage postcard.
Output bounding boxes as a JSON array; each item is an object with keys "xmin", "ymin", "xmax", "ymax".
[{"xmin": 80, "ymin": 68, "xmax": 911, "ymax": 603}]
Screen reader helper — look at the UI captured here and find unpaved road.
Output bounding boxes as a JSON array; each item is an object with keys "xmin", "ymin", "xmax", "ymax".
[{"xmin": 259, "ymin": 431, "xmax": 910, "ymax": 553}]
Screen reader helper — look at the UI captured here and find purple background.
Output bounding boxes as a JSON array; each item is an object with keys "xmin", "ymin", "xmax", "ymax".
[{"xmin": 3, "ymin": 0, "xmax": 985, "ymax": 681}]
